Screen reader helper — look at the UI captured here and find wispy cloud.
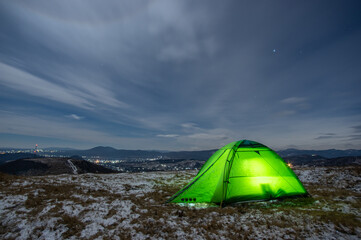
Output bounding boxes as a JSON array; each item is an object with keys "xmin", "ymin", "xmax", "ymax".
[
  {"xmin": 281, "ymin": 97, "xmax": 307, "ymax": 104},
  {"xmin": 66, "ymin": 114, "xmax": 83, "ymax": 120},
  {"xmin": 277, "ymin": 97, "xmax": 310, "ymax": 117},
  {"xmin": 314, "ymin": 135, "xmax": 340, "ymax": 140},
  {"xmin": 186, "ymin": 133, "xmax": 228, "ymax": 140},
  {"xmin": 0, "ymin": 112, "xmax": 173, "ymax": 149},
  {"xmin": 315, "ymin": 131, "xmax": 361, "ymax": 141},
  {"xmin": 347, "ymin": 134, "xmax": 361, "ymax": 140},
  {"xmin": 0, "ymin": 62, "xmax": 128, "ymax": 110},
  {"xmin": 0, "ymin": 1, "xmax": 360, "ymax": 150},
  {"xmin": 181, "ymin": 123, "xmax": 199, "ymax": 130},
  {"xmin": 352, "ymin": 125, "xmax": 361, "ymax": 133},
  {"xmin": 277, "ymin": 110, "xmax": 296, "ymax": 117},
  {"xmin": 156, "ymin": 134, "xmax": 179, "ymax": 138},
  {"xmin": 0, "ymin": 62, "xmax": 93, "ymax": 109}
]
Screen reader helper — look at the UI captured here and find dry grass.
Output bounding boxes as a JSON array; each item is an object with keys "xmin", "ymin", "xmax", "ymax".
[
  {"xmin": 1, "ymin": 167, "xmax": 360, "ymax": 239},
  {"xmin": 60, "ymin": 214, "xmax": 86, "ymax": 238},
  {"xmin": 127, "ymin": 168, "xmax": 361, "ymax": 239},
  {"xmin": 0, "ymin": 172, "xmax": 20, "ymax": 182}
]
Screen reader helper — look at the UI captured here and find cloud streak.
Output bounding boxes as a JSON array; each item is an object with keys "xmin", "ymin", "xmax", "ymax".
[
  {"xmin": 0, "ymin": 1, "xmax": 360, "ymax": 150},
  {"xmin": 66, "ymin": 114, "xmax": 83, "ymax": 120},
  {"xmin": 0, "ymin": 62, "xmax": 94, "ymax": 109},
  {"xmin": 157, "ymin": 134, "xmax": 179, "ymax": 138},
  {"xmin": 281, "ymin": 97, "xmax": 307, "ymax": 104},
  {"xmin": 0, "ymin": 62, "xmax": 127, "ymax": 110}
]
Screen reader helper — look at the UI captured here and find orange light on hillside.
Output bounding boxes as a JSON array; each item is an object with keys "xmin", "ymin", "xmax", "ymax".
[{"xmin": 287, "ymin": 162, "xmax": 293, "ymax": 168}]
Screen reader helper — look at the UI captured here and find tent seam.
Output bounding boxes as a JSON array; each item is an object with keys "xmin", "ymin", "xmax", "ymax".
[
  {"xmin": 221, "ymin": 140, "xmax": 242, "ymax": 206},
  {"xmin": 257, "ymin": 151, "xmax": 301, "ymax": 194},
  {"xmin": 166, "ymin": 149, "xmax": 227, "ymax": 203}
]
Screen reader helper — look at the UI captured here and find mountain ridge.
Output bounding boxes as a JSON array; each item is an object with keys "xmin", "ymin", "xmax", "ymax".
[
  {"xmin": 61, "ymin": 146, "xmax": 361, "ymax": 159},
  {"xmin": 2, "ymin": 146, "xmax": 361, "ymax": 160}
]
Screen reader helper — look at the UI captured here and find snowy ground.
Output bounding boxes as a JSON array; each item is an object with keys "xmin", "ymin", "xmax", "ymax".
[{"xmin": 0, "ymin": 166, "xmax": 360, "ymax": 239}]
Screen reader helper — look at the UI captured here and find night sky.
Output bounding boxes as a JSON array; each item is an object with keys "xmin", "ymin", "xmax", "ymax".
[{"xmin": 0, "ymin": 1, "xmax": 360, "ymax": 150}]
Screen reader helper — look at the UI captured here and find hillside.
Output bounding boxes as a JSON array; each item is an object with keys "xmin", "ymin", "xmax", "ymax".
[
  {"xmin": 0, "ymin": 157, "xmax": 117, "ymax": 176},
  {"xmin": 1, "ymin": 153, "xmax": 360, "ymax": 175},
  {"xmin": 0, "ymin": 153, "xmax": 38, "ymax": 165},
  {"xmin": 0, "ymin": 166, "xmax": 360, "ymax": 239}
]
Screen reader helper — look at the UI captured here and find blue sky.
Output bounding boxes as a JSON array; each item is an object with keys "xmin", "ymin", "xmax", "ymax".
[{"xmin": 0, "ymin": 1, "xmax": 360, "ymax": 150}]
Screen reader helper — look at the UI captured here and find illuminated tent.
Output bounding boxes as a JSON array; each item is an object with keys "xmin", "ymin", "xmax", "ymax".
[{"xmin": 167, "ymin": 140, "xmax": 308, "ymax": 205}]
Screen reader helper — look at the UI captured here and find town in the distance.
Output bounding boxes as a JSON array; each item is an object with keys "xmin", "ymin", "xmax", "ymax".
[{"xmin": 1, "ymin": 144, "xmax": 360, "ymax": 174}]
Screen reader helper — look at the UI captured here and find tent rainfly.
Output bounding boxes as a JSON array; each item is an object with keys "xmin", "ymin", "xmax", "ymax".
[{"xmin": 167, "ymin": 140, "xmax": 308, "ymax": 206}]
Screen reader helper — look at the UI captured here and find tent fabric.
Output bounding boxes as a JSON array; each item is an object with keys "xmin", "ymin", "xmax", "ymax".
[{"xmin": 167, "ymin": 140, "xmax": 308, "ymax": 205}]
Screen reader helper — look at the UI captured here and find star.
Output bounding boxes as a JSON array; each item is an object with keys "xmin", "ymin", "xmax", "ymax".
[{"xmin": 273, "ymin": 49, "xmax": 277, "ymax": 53}]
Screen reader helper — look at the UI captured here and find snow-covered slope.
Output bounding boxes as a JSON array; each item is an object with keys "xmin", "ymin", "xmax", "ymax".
[{"xmin": 0, "ymin": 167, "xmax": 360, "ymax": 239}]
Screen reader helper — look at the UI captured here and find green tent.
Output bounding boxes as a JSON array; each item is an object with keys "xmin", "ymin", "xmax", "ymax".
[{"xmin": 167, "ymin": 140, "xmax": 308, "ymax": 205}]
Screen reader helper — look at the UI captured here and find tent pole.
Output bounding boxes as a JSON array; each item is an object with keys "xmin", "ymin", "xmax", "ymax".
[{"xmin": 221, "ymin": 141, "xmax": 242, "ymax": 207}]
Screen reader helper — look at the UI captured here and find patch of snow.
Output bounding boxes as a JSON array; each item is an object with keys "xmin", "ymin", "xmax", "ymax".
[
  {"xmin": 1, "ymin": 167, "xmax": 360, "ymax": 239},
  {"xmin": 67, "ymin": 159, "xmax": 78, "ymax": 174}
]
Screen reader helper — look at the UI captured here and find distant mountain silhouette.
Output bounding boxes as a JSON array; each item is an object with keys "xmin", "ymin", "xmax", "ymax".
[
  {"xmin": 0, "ymin": 153, "xmax": 39, "ymax": 165},
  {"xmin": 161, "ymin": 149, "xmax": 217, "ymax": 160},
  {"xmin": 0, "ymin": 157, "xmax": 117, "ymax": 176},
  {"xmin": 80, "ymin": 146, "xmax": 120, "ymax": 156},
  {"xmin": 283, "ymin": 155, "xmax": 361, "ymax": 166},
  {"xmin": 277, "ymin": 149, "xmax": 361, "ymax": 158},
  {"xmin": 2, "ymin": 146, "xmax": 360, "ymax": 164},
  {"xmin": 1, "ymin": 153, "xmax": 359, "ymax": 175},
  {"xmin": 60, "ymin": 147, "xmax": 216, "ymax": 160},
  {"xmin": 43, "ymin": 147, "xmax": 75, "ymax": 151},
  {"xmin": 59, "ymin": 146, "xmax": 361, "ymax": 160}
]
